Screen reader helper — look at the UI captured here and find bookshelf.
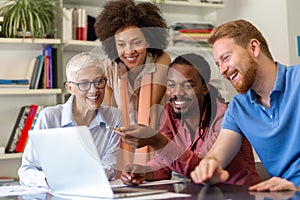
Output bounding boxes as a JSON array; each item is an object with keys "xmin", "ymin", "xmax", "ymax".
[{"xmin": 0, "ymin": 37, "xmax": 63, "ymax": 177}]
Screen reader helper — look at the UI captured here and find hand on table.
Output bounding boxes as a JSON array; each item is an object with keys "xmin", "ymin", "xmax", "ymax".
[
  {"xmin": 249, "ymin": 177, "xmax": 298, "ymax": 191},
  {"xmin": 120, "ymin": 164, "xmax": 153, "ymax": 186},
  {"xmin": 190, "ymin": 157, "xmax": 229, "ymax": 185}
]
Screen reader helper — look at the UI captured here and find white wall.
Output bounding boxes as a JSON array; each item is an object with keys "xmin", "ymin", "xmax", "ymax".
[{"xmin": 217, "ymin": 0, "xmax": 300, "ymax": 66}]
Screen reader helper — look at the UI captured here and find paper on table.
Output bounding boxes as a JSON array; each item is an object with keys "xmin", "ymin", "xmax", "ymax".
[
  {"xmin": 0, "ymin": 185, "xmax": 50, "ymax": 197},
  {"xmin": 110, "ymin": 179, "xmax": 183, "ymax": 188}
]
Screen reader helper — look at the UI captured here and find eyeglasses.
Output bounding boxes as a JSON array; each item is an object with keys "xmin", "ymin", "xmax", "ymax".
[{"xmin": 68, "ymin": 79, "xmax": 107, "ymax": 92}]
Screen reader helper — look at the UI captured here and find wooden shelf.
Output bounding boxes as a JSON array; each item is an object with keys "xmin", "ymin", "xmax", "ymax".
[
  {"xmin": 0, "ymin": 38, "xmax": 61, "ymax": 45},
  {"xmin": 0, "ymin": 153, "xmax": 22, "ymax": 160},
  {"xmin": 63, "ymin": 40, "xmax": 101, "ymax": 52},
  {"xmin": 0, "ymin": 88, "xmax": 62, "ymax": 95}
]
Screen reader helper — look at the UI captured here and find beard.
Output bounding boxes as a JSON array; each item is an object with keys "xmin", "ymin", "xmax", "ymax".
[
  {"xmin": 233, "ymin": 59, "xmax": 258, "ymax": 94},
  {"xmin": 170, "ymin": 96, "xmax": 201, "ymax": 120}
]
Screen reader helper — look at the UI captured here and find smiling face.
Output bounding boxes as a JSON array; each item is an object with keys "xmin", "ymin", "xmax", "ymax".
[
  {"xmin": 166, "ymin": 64, "xmax": 208, "ymax": 118},
  {"xmin": 115, "ymin": 26, "xmax": 149, "ymax": 69},
  {"xmin": 213, "ymin": 37, "xmax": 258, "ymax": 94},
  {"xmin": 65, "ymin": 66, "xmax": 106, "ymax": 112}
]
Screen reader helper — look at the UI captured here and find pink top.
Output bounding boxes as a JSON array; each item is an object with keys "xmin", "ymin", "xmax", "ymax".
[{"xmin": 147, "ymin": 99, "xmax": 260, "ymax": 186}]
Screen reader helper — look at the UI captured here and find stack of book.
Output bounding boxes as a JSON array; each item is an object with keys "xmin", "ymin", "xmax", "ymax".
[
  {"xmin": 62, "ymin": 8, "xmax": 97, "ymax": 42},
  {"xmin": 170, "ymin": 21, "xmax": 214, "ymax": 45},
  {"xmin": 29, "ymin": 45, "xmax": 58, "ymax": 89},
  {"xmin": 5, "ymin": 104, "xmax": 43, "ymax": 153}
]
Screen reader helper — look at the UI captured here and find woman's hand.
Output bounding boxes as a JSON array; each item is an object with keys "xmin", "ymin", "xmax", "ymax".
[{"xmin": 116, "ymin": 124, "xmax": 168, "ymax": 150}]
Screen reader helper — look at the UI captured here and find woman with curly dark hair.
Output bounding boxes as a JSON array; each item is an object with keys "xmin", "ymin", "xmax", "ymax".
[{"xmin": 94, "ymin": 0, "xmax": 171, "ymax": 172}]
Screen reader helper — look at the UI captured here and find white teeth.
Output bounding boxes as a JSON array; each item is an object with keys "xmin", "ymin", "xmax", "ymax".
[
  {"xmin": 174, "ymin": 100, "xmax": 185, "ymax": 105},
  {"xmin": 87, "ymin": 96, "xmax": 97, "ymax": 100},
  {"xmin": 230, "ymin": 72, "xmax": 238, "ymax": 80},
  {"xmin": 126, "ymin": 57, "xmax": 136, "ymax": 61}
]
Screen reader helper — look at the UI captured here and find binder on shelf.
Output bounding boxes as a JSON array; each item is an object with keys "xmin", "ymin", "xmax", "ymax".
[
  {"xmin": 15, "ymin": 104, "xmax": 39, "ymax": 153},
  {"xmin": 5, "ymin": 106, "xmax": 30, "ymax": 153}
]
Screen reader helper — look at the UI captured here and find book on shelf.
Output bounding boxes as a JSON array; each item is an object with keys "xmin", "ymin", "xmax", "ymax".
[
  {"xmin": 5, "ymin": 105, "xmax": 43, "ymax": 153},
  {"xmin": 52, "ymin": 47, "xmax": 58, "ymax": 88},
  {"xmin": 0, "ymin": 79, "xmax": 29, "ymax": 89},
  {"xmin": 15, "ymin": 104, "xmax": 43, "ymax": 153},
  {"xmin": 0, "ymin": 79, "xmax": 29, "ymax": 85},
  {"xmin": 171, "ymin": 21, "xmax": 214, "ymax": 31},
  {"xmin": 26, "ymin": 57, "xmax": 38, "ymax": 88},
  {"xmin": 43, "ymin": 45, "xmax": 53, "ymax": 89},
  {"xmin": 29, "ymin": 54, "xmax": 44, "ymax": 89},
  {"xmin": 62, "ymin": 8, "xmax": 73, "ymax": 42},
  {"xmin": 5, "ymin": 106, "xmax": 30, "ymax": 153},
  {"xmin": 170, "ymin": 21, "xmax": 214, "ymax": 44},
  {"xmin": 72, "ymin": 8, "xmax": 87, "ymax": 41},
  {"xmin": 28, "ymin": 45, "xmax": 57, "ymax": 89},
  {"xmin": 87, "ymin": 15, "xmax": 97, "ymax": 41},
  {"xmin": 63, "ymin": 7, "xmax": 96, "ymax": 42}
]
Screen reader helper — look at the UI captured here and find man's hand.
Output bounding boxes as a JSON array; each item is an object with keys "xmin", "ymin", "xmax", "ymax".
[
  {"xmin": 249, "ymin": 177, "xmax": 298, "ymax": 191},
  {"xmin": 190, "ymin": 157, "xmax": 229, "ymax": 185},
  {"xmin": 120, "ymin": 164, "xmax": 153, "ymax": 186},
  {"xmin": 117, "ymin": 124, "xmax": 168, "ymax": 150}
]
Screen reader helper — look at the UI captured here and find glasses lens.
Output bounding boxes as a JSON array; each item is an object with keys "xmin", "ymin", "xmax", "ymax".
[
  {"xmin": 78, "ymin": 82, "xmax": 90, "ymax": 91},
  {"xmin": 95, "ymin": 79, "xmax": 106, "ymax": 89}
]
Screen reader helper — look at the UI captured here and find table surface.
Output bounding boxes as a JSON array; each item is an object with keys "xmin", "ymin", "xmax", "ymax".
[{"xmin": 1, "ymin": 182, "xmax": 299, "ymax": 200}]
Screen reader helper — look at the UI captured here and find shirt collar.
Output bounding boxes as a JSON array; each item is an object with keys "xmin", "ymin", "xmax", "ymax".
[
  {"xmin": 273, "ymin": 62, "xmax": 285, "ymax": 93},
  {"xmin": 249, "ymin": 62, "xmax": 285, "ymax": 104},
  {"xmin": 61, "ymin": 95, "xmax": 74, "ymax": 127}
]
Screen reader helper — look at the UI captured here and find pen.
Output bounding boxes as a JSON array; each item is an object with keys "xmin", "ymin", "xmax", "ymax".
[{"xmin": 106, "ymin": 126, "xmax": 123, "ymax": 132}]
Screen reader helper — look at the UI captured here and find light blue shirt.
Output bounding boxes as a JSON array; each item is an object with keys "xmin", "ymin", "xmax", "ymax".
[
  {"xmin": 18, "ymin": 95, "xmax": 122, "ymax": 187},
  {"xmin": 222, "ymin": 63, "xmax": 300, "ymax": 186}
]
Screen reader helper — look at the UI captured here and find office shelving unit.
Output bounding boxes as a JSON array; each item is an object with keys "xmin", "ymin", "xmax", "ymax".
[{"xmin": 0, "ymin": 38, "xmax": 62, "ymax": 177}]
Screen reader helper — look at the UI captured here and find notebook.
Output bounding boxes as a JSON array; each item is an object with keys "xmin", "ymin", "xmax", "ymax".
[{"xmin": 28, "ymin": 126, "xmax": 168, "ymax": 198}]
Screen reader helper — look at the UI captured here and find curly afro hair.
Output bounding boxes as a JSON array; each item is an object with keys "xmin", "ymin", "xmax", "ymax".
[{"xmin": 94, "ymin": 0, "xmax": 168, "ymax": 61}]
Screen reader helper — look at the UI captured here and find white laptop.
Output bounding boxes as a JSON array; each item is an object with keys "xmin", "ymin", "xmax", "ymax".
[{"xmin": 28, "ymin": 126, "xmax": 167, "ymax": 198}]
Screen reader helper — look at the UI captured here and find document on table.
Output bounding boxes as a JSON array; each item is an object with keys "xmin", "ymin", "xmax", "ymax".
[
  {"xmin": 110, "ymin": 179, "xmax": 184, "ymax": 187},
  {"xmin": 0, "ymin": 185, "xmax": 50, "ymax": 197}
]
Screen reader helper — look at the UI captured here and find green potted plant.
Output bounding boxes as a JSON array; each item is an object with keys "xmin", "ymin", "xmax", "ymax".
[
  {"xmin": 151, "ymin": 0, "xmax": 165, "ymax": 7},
  {"xmin": 0, "ymin": 0, "xmax": 59, "ymax": 38}
]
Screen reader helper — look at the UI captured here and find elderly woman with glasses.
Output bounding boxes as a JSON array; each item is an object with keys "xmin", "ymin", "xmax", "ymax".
[{"xmin": 18, "ymin": 52, "xmax": 123, "ymax": 188}]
